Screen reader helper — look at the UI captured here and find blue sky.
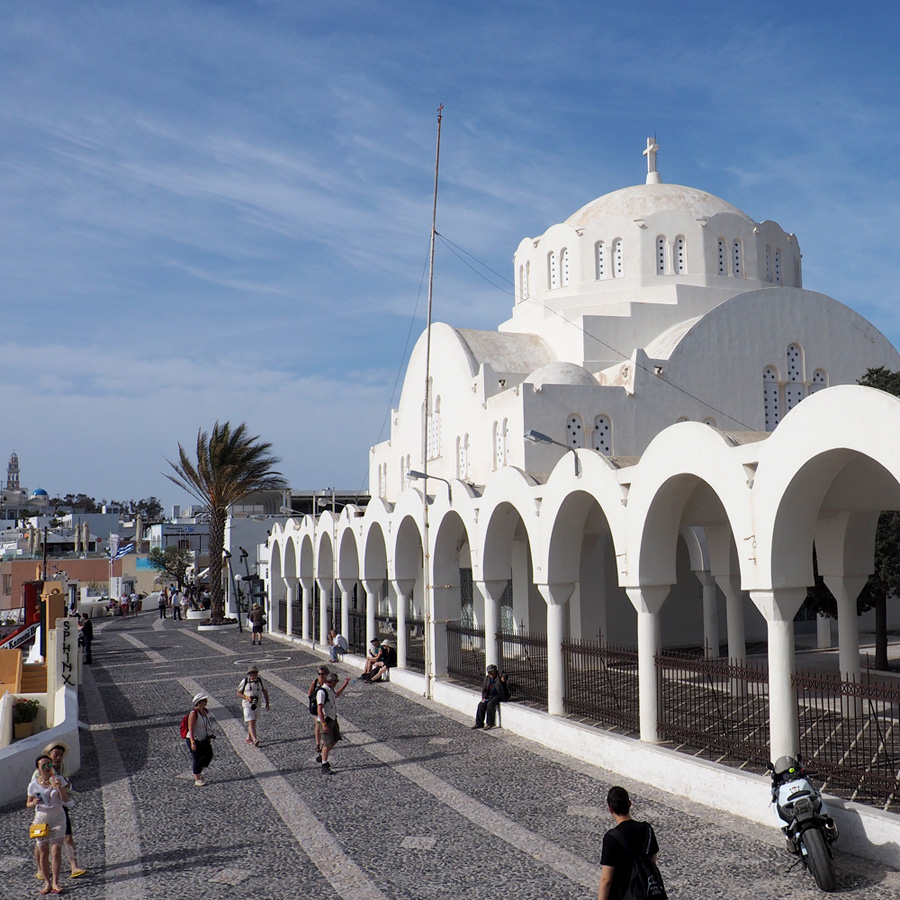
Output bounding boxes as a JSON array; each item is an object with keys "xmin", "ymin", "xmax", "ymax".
[{"xmin": 1, "ymin": 1, "xmax": 898, "ymax": 510}]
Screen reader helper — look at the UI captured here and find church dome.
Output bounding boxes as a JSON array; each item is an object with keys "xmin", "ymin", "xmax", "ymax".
[
  {"xmin": 565, "ymin": 183, "xmax": 753, "ymax": 229},
  {"xmin": 527, "ymin": 361, "xmax": 599, "ymax": 389},
  {"xmin": 31, "ymin": 488, "xmax": 48, "ymax": 498}
]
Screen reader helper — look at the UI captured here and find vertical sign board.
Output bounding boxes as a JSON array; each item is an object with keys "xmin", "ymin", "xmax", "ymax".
[{"xmin": 59, "ymin": 616, "xmax": 79, "ymax": 689}]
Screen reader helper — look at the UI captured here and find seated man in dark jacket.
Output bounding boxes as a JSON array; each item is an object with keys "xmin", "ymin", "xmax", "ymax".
[{"xmin": 472, "ymin": 664, "xmax": 509, "ymax": 729}]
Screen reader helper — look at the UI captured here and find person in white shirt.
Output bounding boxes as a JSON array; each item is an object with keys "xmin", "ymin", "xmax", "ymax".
[{"xmin": 317, "ymin": 672, "xmax": 350, "ymax": 772}]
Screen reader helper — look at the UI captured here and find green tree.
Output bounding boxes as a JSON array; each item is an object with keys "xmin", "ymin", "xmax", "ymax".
[
  {"xmin": 165, "ymin": 422, "xmax": 287, "ymax": 623},
  {"xmin": 147, "ymin": 546, "xmax": 193, "ymax": 591}
]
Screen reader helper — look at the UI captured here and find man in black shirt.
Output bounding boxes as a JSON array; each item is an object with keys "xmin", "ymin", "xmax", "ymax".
[{"xmin": 597, "ymin": 785, "xmax": 660, "ymax": 900}]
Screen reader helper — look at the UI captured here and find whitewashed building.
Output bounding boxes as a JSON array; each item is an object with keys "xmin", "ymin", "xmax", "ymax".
[{"xmin": 268, "ymin": 141, "xmax": 900, "ymax": 772}]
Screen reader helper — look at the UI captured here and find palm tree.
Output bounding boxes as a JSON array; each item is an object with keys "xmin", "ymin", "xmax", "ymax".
[{"xmin": 166, "ymin": 422, "xmax": 288, "ymax": 623}]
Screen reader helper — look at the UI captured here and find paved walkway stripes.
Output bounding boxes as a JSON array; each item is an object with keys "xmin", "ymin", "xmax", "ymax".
[
  {"xmin": 81, "ymin": 667, "xmax": 145, "ymax": 900},
  {"xmin": 177, "ymin": 674, "xmax": 390, "ymax": 900},
  {"xmin": 264, "ymin": 670, "xmax": 603, "ymax": 891}
]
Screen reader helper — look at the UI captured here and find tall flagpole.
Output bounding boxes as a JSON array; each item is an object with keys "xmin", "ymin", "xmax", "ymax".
[{"xmin": 422, "ymin": 104, "xmax": 442, "ymax": 701}]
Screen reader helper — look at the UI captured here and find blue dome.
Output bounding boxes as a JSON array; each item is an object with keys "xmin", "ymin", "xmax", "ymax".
[{"xmin": 31, "ymin": 488, "xmax": 48, "ymax": 497}]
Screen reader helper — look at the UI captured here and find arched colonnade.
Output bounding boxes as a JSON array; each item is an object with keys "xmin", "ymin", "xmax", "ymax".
[{"xmin": 266, "ymin": 386, "xmax": 900, "ymax": 761}]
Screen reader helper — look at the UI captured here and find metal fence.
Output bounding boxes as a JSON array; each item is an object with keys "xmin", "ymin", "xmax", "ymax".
[
  {"xmin": 794, "ymin": 667, "xmax": 900, "ymax": 811},
  {"xmin": 406, "ymin": 617, "xmax": 426, "ymax": 672},
  {"xmin": 498, "ymin": 629, "xmax": 547, "ymax": 706},
  {"xmin": 446, "ymin": 622, "xmax": 486, "ymax": 686},
  {"xmin": 291, "ymin": 600, "xmax": 302, "ymax": 636},
  {"xmin": 348, "ymin": 610, "xmax": 366, "ymax": 653},
  {"xmin": 562, "ymin": 638, "xmax": 640, "ymax": 732},
  {"xmin": 656, "ymin": 650, "xmax": 771, "ymax": 768},
  {"xmin": 276, "ymin": 600, "xmax": 287, "ymax": 634},
  {"xmin": 375, "ymin": 614, "xmax": 397, "ymax": 642}
]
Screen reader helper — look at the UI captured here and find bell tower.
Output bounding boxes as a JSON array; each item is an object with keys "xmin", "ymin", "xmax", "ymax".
[{"xmin": 7, "ymin": 451, "xmax": 20, "ymax": 491}]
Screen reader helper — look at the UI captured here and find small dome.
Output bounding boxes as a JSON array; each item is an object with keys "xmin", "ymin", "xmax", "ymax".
[
  {"xmin": 527, "ymin": 361, "xmax": 599, "ymax": 389},
  {"xmin": 566, "ymin": 183, "xmax": 753, "ymax": 229},
  {"xmin": 31, "ymin": 488, "xmax": 48, "ymax": 497}
]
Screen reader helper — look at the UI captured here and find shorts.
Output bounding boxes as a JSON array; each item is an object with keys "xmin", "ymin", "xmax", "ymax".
[
  {"xmin": 243, "ymin": 701, "xmax": 258, "ymax": 722},
  {"xmin": 252, "ymin": 624, "xmax": 263, "ymax": 634},
  {"xmin": 321, "ymin": 717, "xmax": 341, "ymax": 749}
]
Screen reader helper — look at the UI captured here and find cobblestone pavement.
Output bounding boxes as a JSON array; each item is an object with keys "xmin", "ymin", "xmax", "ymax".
[{"xmin": 2, "ymin": 616, "xmax": 899, "ymax": 899}]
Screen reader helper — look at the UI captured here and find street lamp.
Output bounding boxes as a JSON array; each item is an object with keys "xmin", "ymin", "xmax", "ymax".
[
  {"xmin": 407, "ymin": 469, "xmax": 453, "ymax": 502},
  {"xmin": 524, "ymin": 429, "xmax": 580, "ymax": 476}
]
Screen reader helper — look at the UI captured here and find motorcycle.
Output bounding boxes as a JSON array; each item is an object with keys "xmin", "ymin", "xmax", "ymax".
[{"xmin": 767, "ymin": 754, "xmax": 839, "ymax": 892}]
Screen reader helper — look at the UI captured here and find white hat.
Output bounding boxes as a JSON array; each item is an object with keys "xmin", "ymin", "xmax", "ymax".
[{"xmin": 192, "ymin": 692, "xmax": 208, "ymax": 705}]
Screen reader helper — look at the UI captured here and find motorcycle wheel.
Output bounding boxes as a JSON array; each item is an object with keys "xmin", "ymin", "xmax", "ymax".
[{"xmin": 801, "ymin": 827, "xmax": 836, "ymax": 892}]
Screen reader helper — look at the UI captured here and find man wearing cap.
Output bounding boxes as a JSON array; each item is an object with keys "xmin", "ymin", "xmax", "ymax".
[
  {"xmin": 472, "ymin": 664, "xmax": 509, "ymax": 729},
  {"xmin": 186, "ymin": 693, "xmax": 213, "ymax": 786},
  {"xmin": 317, "ymin": 672, "xmax": 350, "ymax": 772},
  {"xmin": 237, "ymin": 664, "xmax": 269, "ymax": 746}
]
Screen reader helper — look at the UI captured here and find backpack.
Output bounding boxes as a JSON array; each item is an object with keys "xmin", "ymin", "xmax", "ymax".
[
  {"xmin": 609, "ymin": 825, "xmax": 668, "ymax": 900},
  {"xmin": 308, "ymin": 679, "xmax": 320, "ymax": 716},
  {"xmin": 179, "ymin": 711, "xmax": 191, "ymax": 739}
]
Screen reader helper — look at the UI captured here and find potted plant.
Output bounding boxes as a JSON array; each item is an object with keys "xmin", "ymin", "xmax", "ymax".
[{"xmin": 13, "ymin": 698, "xmax": 40, "ymax": 739}]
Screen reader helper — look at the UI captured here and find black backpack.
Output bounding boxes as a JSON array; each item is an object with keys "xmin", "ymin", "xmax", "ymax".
[
  {"xmin": 609, "ymin": 825, "xmax": 668, "ymax": 900},
  {"xmin": 308, "ymin": 679, "xmax": 320, "ymax": 716}
]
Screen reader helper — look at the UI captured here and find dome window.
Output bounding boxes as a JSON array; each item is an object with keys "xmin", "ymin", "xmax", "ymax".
[
  {"xmin": 457, "ymin": 433, "xmax": 470, "ymax": 479},
  {"xmin": 595, "ymin": 242, "xmax": 607, "ymax": 280},
  {"xmin": 763, "ymin": 365, "xmax": 781, "ymax": 431},
  {"xmin": 612, "ymin": 239, "xmax": 624, "ymax": 278},
  {"xmin": 774, "ymin": 248, "xmax": 782, "ymax": 284},
  {"xmin": 674, "ymin": 235, "xmax": 686, "ymax": 274},
  {"xmin": 809, "ymin": 369, "xmax": 828, "ymax": 394},
  {"xmin": 656, "ymin": 235, "xmax": 667, "ymax": 275},
  {"xmin": 717, "ymin": 239, "xmax": 727, "ymax": 275},
  {"xmin": 549, "ymin": 251, "xmax": 559, "ymax": 289},
  {"xmin": 732, "ymin": 240, "xmax": 743, "ymax": 278},
  {"xmin": 560, "ymin": 248, "xmax": 570, "ymax": 286},
  {"xmin": 567, "ymin": 414, "xmax": 585, "ymax": 449},
  {"xmin": 592, "ymin": 415, "xmax": 612, "ymax": 455},
  {"xmin": 765, "ymin": 246, "xmax": 772, "ymax": 282},
  {"xmin": 518, "ymin": 265, "xmax": 526, "ymax": 303}
]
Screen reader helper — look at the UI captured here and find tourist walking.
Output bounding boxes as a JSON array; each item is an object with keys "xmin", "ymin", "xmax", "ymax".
[
  {"xmin": 308, "ymin": 665, "xmax": 329, "ymax": 759},
  {"xmin": 248, "ymin": 602, "xmax": 266, "ymax": 645},
  {"xmin": 316, "ymin": 672, "xmax": 350, "ymax": 772},
  {"xmin": 35, "ymin": 741, "xmax": 86, "ymax": 881},
  {"xmin": 597, "ymin": 785, "xmax": 667, "ymax": 900},
  {"xmin": 27, "ymin": 754, "xmax": 69, "ymax": 894},
  {"xmin": 185, "ymin": 693, "xmax": 214, "ymax": 786},
  {"xmin": 76, "ymin": 614, "xmax": 93, "ymax": 665},
  {"xmin": 158, "ymin": 589, "xmax": 168, "ymax": 619},
  {"xmin": 472, "ymin": 664, "xmax": 509, "ymax": 729},
  {"xmin": 171, "ymin": 588, "xmax": 182, "ymax": 620},
  {"xmin": 179, "ymin": 591, "xmax": 190, "ymax": 620},
  {"xmin": 237, "ymin": 664, "xmax": 270, "ymax": 746}
]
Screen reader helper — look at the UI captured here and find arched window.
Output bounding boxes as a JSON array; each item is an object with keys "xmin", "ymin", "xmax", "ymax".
[
  {"xmin": 612, "ymin": 239, "xmax": 624, "ymax": 278},
  {"xmin": 809, "ymin": 369, "xmax": 827, "ymax": 394},
  {"xmin": 378, "ymin": 464, "xmax": 385, "ymax": 498},
  {"xmin": 548, "ymin": 251, "xmax": 558, "ymax": 289},
  {"xmin": 566, "ymin": 414, "xmax": 584, "ymax": 448},
  {"xmin": 524, "ymin": 261, "xmax": 530, "ymax": 299},
  {"xmin": 763, "ymin": 366, "xmax": 781, "ymax": 431},
  {"xmin": 702, "ymin": 417, "xmax": 717, "ymax": 428},
  {"xmin": 518, "ymin": 265, "xmax": 525, "ymax": 303},
  {"xmin": 501, "ymin": 418, "xmax": 509, "ymax": 466},
  {"xmin": 560, "ymin": 248, "xmax": 569, "ymax": 286},
  {"xmin": 717, "ymin": 239, "xmax": 727, "ymax": 275},
  {"xmin": 592, "ymin": 415, "xmax": 611, "ymax": 455},
  {"xmin": 656, "ymin": 235, "xmax": 667, "ymax": 275},
  {"xmin": 426, "ymin": 389, "xmax": 441, "ymax": 459},
  {"xmin": 765, "ymin": 246, "xmax": 772, "ymax": 282},
  {"xmin": 674, "ymin": 235, "xmax": 686, "ymax": 274},
  {"xmin": 595, "ymin": 241, "xmax": 607, "ymax": 280},
  {"xmin": 460, "ymin": 433, "xmax": 470, "ymax": 478},
  {"xmin": 784, "ymin": 344, "xmax": 805, "ymax": 412},
  {"xmin": 732, "ymin": 239, "xmax": 743, "ymax": 278},
  {"xmin": 492, "ymin": 421, "xmax": 500, "ymax": 470},
  {"xmin": 774, "ymin": 248, "xmax": 782, "ymax": 284}
]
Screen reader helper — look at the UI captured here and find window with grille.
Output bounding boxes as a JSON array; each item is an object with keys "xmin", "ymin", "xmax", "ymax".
[
  {"xmin": 560, "ymin": 248, "xmax": 569, "ymax": 286},
  {"xmin": 732, "ymin": 239, "xmax": 742, "ymax": 277},
  {"xmin": 717, "ymin": 239, "xmax": 727, "ymax": 275},
  {"xmin": 613, "ymin": 239, "xmax": 624, "ymax": 278},
  {"xmin": 674, "ymin": 235, "xmax": 686, "ymax": 274},
  {"xmin": 567, "ymin": 414, "xmax": 584, "ymax": 448},
  {"xmin": 595, "ymin": 242, "xmax": 606, "ymax": 280},
  {"xmin": 656, "ymin": 235, "xmax": 666, "ymax": 274},
  {"xmin": 763, "ymin": 366, "xmax": 781, "ymax": 431},
  {"xmin": 592, "ymin": 415, "xmax": 611, "ymax": 455}
]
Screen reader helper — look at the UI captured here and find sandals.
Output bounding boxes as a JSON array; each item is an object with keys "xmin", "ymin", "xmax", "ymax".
[{"xmin": 70, "ymin": 869, "xmax": 87, "ymax": 878}]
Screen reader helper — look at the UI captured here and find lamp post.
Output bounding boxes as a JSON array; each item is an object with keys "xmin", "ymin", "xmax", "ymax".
[
  {"xmin": 524, "ymin": 429, "xmax": 580, "ymax": 476},
  {"xmin": 407, "ymin": 469, "xmax": 452, "ymax": 503}
]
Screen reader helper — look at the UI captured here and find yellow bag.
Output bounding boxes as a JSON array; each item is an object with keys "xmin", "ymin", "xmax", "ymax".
[{"xmin": 30, "ymin": 822, "xmax": 48, "ymax": 839}]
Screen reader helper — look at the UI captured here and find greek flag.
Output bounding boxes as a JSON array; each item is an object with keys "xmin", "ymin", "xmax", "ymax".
[{"xmin": 111, "ymin": 542, "xmax": 135, "ymax": 560}]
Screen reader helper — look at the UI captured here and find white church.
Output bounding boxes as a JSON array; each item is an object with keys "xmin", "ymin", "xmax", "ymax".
[{"xmin": 267, "ymin": 142, "xmax": 900, "ymax": 834}]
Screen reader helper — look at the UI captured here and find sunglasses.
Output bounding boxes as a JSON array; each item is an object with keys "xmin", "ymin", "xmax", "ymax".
[{"xmin": 40, "ymin": 764, "xmax": 53, "ymax": 770}]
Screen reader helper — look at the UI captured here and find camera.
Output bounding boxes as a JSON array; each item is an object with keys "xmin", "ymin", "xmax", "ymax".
[{"xmin": 249, "ymin": 699, "xmax": 258, "ymax": 711}]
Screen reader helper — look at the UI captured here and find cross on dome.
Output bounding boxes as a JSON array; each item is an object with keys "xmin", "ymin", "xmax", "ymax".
[{"xmin": 643, "ymin": 136, "xmax": 661, "ymax": 184}]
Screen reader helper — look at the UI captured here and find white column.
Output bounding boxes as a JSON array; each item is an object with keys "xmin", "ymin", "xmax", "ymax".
[
  {"xmin": 475, "ymin": 579, "xmax": 507, "ymax": 670},
  {"xmin": 816, "ymin": 614, "xmax": 833, "ymax": 649},
  {"xmin": 751, "ymin": 588, "xmax": 805, "ymax": 761},
  {"xmin": 362, "ymin": 579, "xmax": 379, "ymax": 648},
  {"xmin": 392, "ymin": 579, "xmax": 415, "ymax": 669},
  {"xmin": 284, "ymin": 577, "xmax": 296, "ymax": 637},
  {"xmin": 698, "ymin": 570, "xmax": 720, "ymax": 656},
  {"xmin": 716, "ymin": 575, "xmax": 746, "ymax": 664},
  {"xmin": 300, "ymin": 580, "xmax": 312, "ymax": 641},
  {"xmin": 626, "ymin": 585, "xmax": 670, "ymax": 744},
  {"xmin": 317, "ymin": 580, "xmax": 331, "ymax": 645},
  {"xmin": 536, "ymin": 583, "xmax": 575, "ymax": 717},
  {"xmin": 339, "ymin": 586, "xmax": 352, "ymax": 643}
]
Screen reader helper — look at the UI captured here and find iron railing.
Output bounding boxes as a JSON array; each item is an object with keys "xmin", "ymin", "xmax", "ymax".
[
  {"xmin": 406, "ymin": 617, "xmax": 426, "ymax": 672},
  {"xmin": 374, "ymin": 614, "xmax": 397, "ymax": 642},
  {"xmin": 446, "ymin": 622, "xmax": 486, "ymax": 687},
  {"xmin": 498, "ymin": 629, "xmax": 547, "ymax": 706},
  {"xmin": 562, "ymin": 637, "xmax": 640, "ymax": 732},
  {"xmin": 348, "ymin": 610, "xmax": 366, "ymax": 653},
  {"xmin": 656, "ymin": 650, "xmax": 771, "ymax": 768},
  {"xmin": 276, "ymin": 600, "xmax": 287, "ymax": 633},
  {"xmin": 291, "ymin": 600, "xmax": 302, "ymax": 636},
  {"xmin": 794, "ymin": 667, "xmax": 900, "ymax": 811}
]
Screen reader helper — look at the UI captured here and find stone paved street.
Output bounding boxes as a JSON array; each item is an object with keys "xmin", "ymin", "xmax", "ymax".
[{"xmin": 2, "ymin": 615, "xmax": 899, "ymax": 899}]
